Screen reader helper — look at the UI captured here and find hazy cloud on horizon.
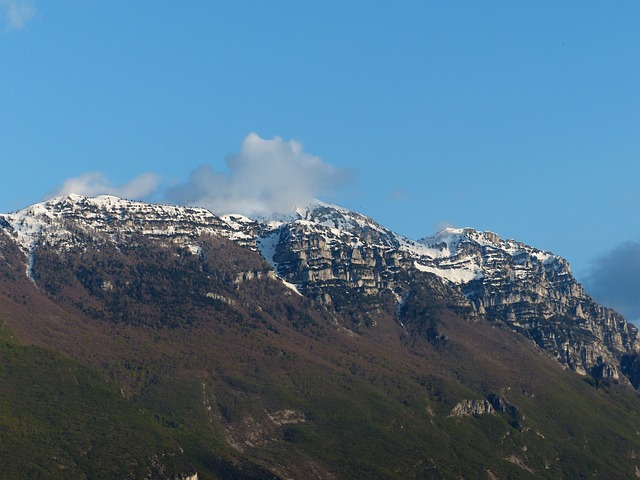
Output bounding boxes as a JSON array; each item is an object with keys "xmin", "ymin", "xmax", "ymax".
[
  {"xmin": 50, "ymin": 172, "xmax": 161, "ymax": 200},
  {"xmin": 583, "ymin": 240, "xmax": 640, "ymax": 325},
  {"xmin": 165, "ymin": 133, "xmax": 354, "ymax": 216},
  {"xmin": 1, "ymin": 0, "xmax": 36, "ymax": 30}
]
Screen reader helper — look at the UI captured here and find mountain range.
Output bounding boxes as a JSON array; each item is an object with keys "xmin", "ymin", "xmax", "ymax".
[{"xmin": 1, "ymin": 194, "xmax": 639, "ymax": 479}]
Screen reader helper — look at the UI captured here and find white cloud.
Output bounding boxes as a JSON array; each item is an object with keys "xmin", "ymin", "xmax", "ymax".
[
  {"xmin": 50, "ymin": 172, "xmax": 161, "ymax": 200},
  {"xmin": 46, "ymin": 134, "xmax": 353, "ymax": 217},
  {"xmin": 166, "ymin": 133, "xmax": 353, "ymax": 216},
  {"xmin": 0, "ymin": 0, "xmax": 37, "ymax": 30}
]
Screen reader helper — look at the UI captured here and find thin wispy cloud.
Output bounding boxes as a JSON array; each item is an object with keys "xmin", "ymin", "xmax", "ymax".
[
  {"xmin": 434, "ymin": 220, "xmax": 456, "ymax": 232},
  {"xmin": 50, "ymin": 172, "xmax": 161, "ymax": 200},
  {"xmin": 0, "ymin": 0, "xmax": 36, "ymax": 30},
  {"xmin": 583, "ymin": 241, "xmax": 640, "ymax": 324},
  {"xmin": 166, "ymin": 133, "xmax": 353, "ymax": 216}
]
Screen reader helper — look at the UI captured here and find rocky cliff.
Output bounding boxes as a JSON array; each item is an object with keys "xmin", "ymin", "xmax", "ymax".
[
  {"xmin": 2, "ymin": 194, "xmax": 639, "ymax": 387},
  {"xmin": 417, "ymin": 228, "xmax": 640, "ymax": 385},
  {"xmin": 249, "ymin": 203, "xmax": 640, "ymax": 386}
]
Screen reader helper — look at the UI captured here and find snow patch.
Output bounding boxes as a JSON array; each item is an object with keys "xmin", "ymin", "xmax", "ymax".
[
  {"xmin": 185, "ymin": 244, "xmax": 202, "ymax": 256},
  {"xmin": 256, "ymin": 231, "xmax": 281, "ymax": 271},
  {"xmin": 414, "ymin": 261, "xmax": 483, "ymax": 284},
  {"xmin": 280, "ymin": 278, "xmax": 302, "ymax": 296},
  {"xmin": 26, "ymin": 245, "xmax": 36, "ymax": 282}
]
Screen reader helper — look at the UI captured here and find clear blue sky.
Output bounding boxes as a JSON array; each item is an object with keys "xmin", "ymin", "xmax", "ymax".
[{"xmin": 1, "ymin": 2, "xmax": 639, "ymax": 321}]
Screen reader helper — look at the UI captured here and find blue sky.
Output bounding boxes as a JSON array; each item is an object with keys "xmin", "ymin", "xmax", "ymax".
[{"xmin": 1, "ymin": 2, "xmax": 639, "ymax": 322}]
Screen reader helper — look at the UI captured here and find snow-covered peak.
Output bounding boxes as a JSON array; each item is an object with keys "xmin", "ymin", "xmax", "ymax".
[
  {"xmin": 420, "ymin": 227, "xmax": 503, "ymax": 252},
  {"xmin": 251, "ymin": 199, "xmax": 376, "ymax": 231},
  {"xmin": 0, "ymin": 194, "xmax": 255, "ymax": 253},
  {"xmin": 252, "ymin": 199, "xmax": 404, "ymax": 249},
  {"xmin": 0, "ymin": 194, "xmax": 568, "ymax": 291},
  {"xmin": 249, "ymin": 198, "xmax": 327, "ymax": 224},
  {"xmin": 406, "ymin": 226, "xmax": 565, "ymax": 285},
  {"xmin": 418, "ymin": 227, "xmax": 555, "ymax": 263}
]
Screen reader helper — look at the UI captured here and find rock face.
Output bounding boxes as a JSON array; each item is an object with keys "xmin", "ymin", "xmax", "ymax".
[
  {"xmin": 2, "ymin": 194, "xmax": 639, "ymax": 387},
  {"xmin": 255, "ymin": 206, "xmax": 640, "ymax": 386},
  {"xmin": 416, "ymin": 228, "xmax": 640, "ymax": 385},
  {"xmin": 449, "ymin": 399, "xmax": 495, "ymax": 418},
  {"xmin": 258, "ymin": 221, "xmax": 408, "ymax": 297},
  {"xmin": 0, "ymin": 194, "xmax": 259, "ymax": 253}
]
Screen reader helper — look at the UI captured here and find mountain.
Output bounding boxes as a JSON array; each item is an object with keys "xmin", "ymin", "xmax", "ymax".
[
  {"xmin": 1, "ymin": 194, "xmax": 640, "ymax": 479},
  {"xmin": 254, "ymin": 201, "xmax": 640, "ymax": 386}
]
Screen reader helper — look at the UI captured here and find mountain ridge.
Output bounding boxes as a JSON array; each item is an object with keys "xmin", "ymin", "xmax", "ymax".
[
  {"xmin": 3, "ymin": 194, "xmax": 640, "ymax": 478},
  {"xmin": 1, "ymin": 194, "xmax": 638, "ymax": 387}
]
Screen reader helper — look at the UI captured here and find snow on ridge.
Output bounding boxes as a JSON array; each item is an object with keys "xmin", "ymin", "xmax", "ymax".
[
  {"xmin": 0, "ymin": 194, "xmax": 253, "ymax": 252},
  {"xmin": 251, "ymin": 199, "xmax": 398, "ymax": 247},
  {"xmin": 0, "ymin": 194, "xmax": 566, "ymax": 289},
  {"xmin": 250, "ymin": 198, "xmax": 326, "ymax": 224},
  {"xmin": 417, "ymin": 226, "xmax": 555, "ymax": 261},
  {"xmin": 403, "ymin": 226, "xmax": 566, "ymax": 286},
  {"xmin": 220, "ymin": 213, "xmax": 254, "ymax": 227},
  {"xmin": 1, "ymin": 206, "xmax": 52, "ymax": 253}
]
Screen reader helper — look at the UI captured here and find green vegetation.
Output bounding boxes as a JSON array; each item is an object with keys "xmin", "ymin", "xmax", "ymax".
[{"xmin": 0, "ymin": 331, "xmax": 191, "ymax": 479}]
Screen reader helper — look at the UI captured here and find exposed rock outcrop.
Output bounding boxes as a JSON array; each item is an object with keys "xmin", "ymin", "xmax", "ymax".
[{"xmin": 449, "ymin": 399, "xmax": 495, "ymax": 417}]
